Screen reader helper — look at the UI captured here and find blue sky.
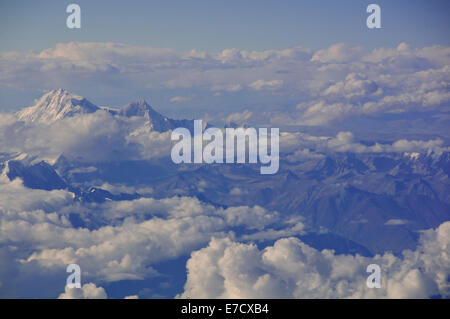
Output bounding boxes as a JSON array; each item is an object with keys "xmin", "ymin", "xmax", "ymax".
[{"xmin": 1, "ymin": 0, "xmax": 449, "ymax": 53}]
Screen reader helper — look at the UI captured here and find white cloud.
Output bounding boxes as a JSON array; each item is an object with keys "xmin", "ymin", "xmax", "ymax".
[
  {"xmin": 169, "ymin": 95, "xmax": 195, "ymax": 103},
  {"xmin": 311, "ymin": 43, "xmax": 365, "ymax": 63},
  {"xmin": 180, "ymin": 221, "xmax": 450, "ymax": 298},
  {"xmin": 225, "ymin": 110, "xmax": 252, "ymax": 125},
  {"xmin": 279, "ymin": 131, "xmax": 449, "ymax": 156},
  {"xmin": 0, "ymin": 172, "xmax": 285, "ymax": 287},
  {"xmin": 230, "ymin": 187, "xmax": 244, "ymax": 195},
  {"xmin": 294, "ymin": 101, "xmax": 355, "ymax": 126},
  {"xmin": 1, "ymin": 42, "xmax": 449, "ymax": 126},
  {"xmin": 0, "ymin": 174, "xmax": 74, "ymax": 214},
  {"xmin": 1, "ymin": 40, "xmax": 450, "ymax": 299},
  {"xmin": 249, "ymin": 79, "xmax": 283, "ymax": 91},
  {"xmin": 58, "ymin": 283, "xmax": 107, "ymax": 299},
  {"xmin": 322, "ymin": 73, "xmax": 381, "ymax": 103},
  {"xmin": 0, "ymin": 111, "xmax": 172, "ymax": 163},
  {"xmin": 211, "ymin": 84, "xmax": 243, "ymax": 92},
  {"xmin": 16, "ymin": 204, "xmax": 255, "ymax": 282}
]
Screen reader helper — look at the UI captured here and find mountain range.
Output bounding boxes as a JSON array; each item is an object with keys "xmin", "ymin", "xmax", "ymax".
[
  {"xmin": 4, "ymin": 89, "xmax": 450, "ymax": 257},
  {"xmin": 17, "ymin": 89, "xmax": 196, "ymax": 133}
]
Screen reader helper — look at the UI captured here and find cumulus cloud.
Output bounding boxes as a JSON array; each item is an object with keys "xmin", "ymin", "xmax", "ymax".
[
  {"xmin": 180, "ymin": 222, "xmax": 450, "ymax": 298},
  {"xmin": 322, "ymin": 73, "xmax": 381, "ymax": 103},
  {"xmin": 0, "ymin": 171, "xmax": 290, "ymax": 294},
  {"xmin": 249, "ymin": 79, "xmax": 283, "ymax": 91},
  {"xmin": 311, "ymin": 43, "xmax": 365, "ymax": 63},
  {"xmin": 0, "ymin": 173, "xmax": 74, "ymax": 213},
  {"xmin": 3, "ymin": 198, "xmax": 279, "ymax": 282},
  {"xmin": 293, "ymin": 101, "xmax": 355, "ymax": 126},
  {"xmin": 58, "ymin": 283, "xmax": 107, "ymax": 299},
  {"xmin": 2, "ymin": 42, "xmax": 449, "ymax": 126},
  {"xmin": 0, "ymin": 110, "xmax": 172, "ymax": 163},
  {"xmin": 280, "ymin": 131, "xmax": 450, "ymax": 157},
  {"xmin": 1, "ymin": 41, "xmax": 449, "ymax": 300},
  {"xmin": 225, "ymin": 110, "xmax": 253, "ymax": 126}
]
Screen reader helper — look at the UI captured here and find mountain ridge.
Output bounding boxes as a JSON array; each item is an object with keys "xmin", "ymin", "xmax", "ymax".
[
  {"xmin": 16, "ymin": 89, "xmax": 197, "ymax": 133},
  {"xmin": 17, "ymin": 89, "xmax": 100, "ymax": 123}
]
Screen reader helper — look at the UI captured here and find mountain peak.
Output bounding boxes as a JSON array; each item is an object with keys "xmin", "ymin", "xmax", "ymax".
[
  {"xmin": 17, "ymin": 89, "xmax": 99, "ymax": 123},
  {"xmin": 118, "ymin": 99, "xmax": 197, "ymax": 133},
  {"xmin": 50, "ymin": 88, "xmax": 67, "ymax": 95},
  {"xmin": 16, "ymin": 89, "xmax": 196, "ymax": 133},
  {"xmin": 119, "ymin": 99, "xmax": 155, "ymax": 117}
]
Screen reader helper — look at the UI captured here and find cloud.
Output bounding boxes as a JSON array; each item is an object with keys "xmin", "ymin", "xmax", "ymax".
[
  {"xmin": 15, "ymin": 201, "xmax": 277, "ymax": 282},
  {"xmin": 293, "ymin": 101, "xmax": 355, "ymax": 126},
  {"xmin": 179, "ymin": 221, "xmax": 450, "ymax": 298},
  {"xmin": 322, "ymin": 73, "xmax": 381, "ymax": 103},
  {"xmin": 58, "ymin": 283, "xmax": 107, "ymax": 299},
  {"xmin": 0, "ymin": 171, "xmax": 289, "ymax": 293},
  {"xmin": 169, "ymin": 95, "xmax": 195, "ymax": 103},
  {"xmin": 385, "ymin": 219, "xmax": 409, "ymax": 226},
  {"xmin": 211, "ymin": 84, "xmax": 243, "ymax": 92},
  {"xmin": 0, "ymin": 173, "xmax": 74, "ymax": 213},
  {"xmin": 225, "ymin": 110, "xmax": 253, "ymax": 126},
  {"xmin": 326, "ymin": 132, "xmax": 449, "ymax": 154},
  {"xmin": 311, "ymin": 43, "xmax": 365, "ymax": 63},
  {"xmin": 280, "ymin": 131, "xmax": 449, "ymax": 156},
  {"xmin": 286, "ymin": 149, "xmax": 325, "ymax": 162},
  {"xmin": 249, "ymin": 79, "xmax": 283, "ymax": 91},
  {"xmin": 1, "ymin": 42, "xmax": 449, "ymax": 127},
  {"xmin": 0, "ymin": 111, "xmax": 172, "ymax": 163},
  {"xmin": 1, "ymin": 41, "xmax": 450, "ymax": 299},
  {"xmin": 230, "ymin": 187, "xmax": 245, "ymax": 195}
]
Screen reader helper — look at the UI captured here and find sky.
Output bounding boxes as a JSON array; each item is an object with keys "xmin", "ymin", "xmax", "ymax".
[{"xmin": 1, "ymin": 0, "xmax": 449, "ymax": 53}]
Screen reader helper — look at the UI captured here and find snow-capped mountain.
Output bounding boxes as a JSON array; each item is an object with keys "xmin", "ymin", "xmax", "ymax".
[
  {"xmin": 17, "ymin": 89, "xmax": 100, "ymax": 123},
  {"xmin": 3, "ymin": 148, "xmax": 449, "ymax": 255},
  {"xmin": 119, "ymin": 99, "xmax": 195, "ymax": 133},
  {"xmin": 16, "ymin": 89, "xmax": 196, "ymax": 133},
  {"xmin": 3, "ymin": 88, "xmax": 450, "ymax": 261}
]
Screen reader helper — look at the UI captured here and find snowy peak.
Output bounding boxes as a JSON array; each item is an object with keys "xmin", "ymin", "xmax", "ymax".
[
  {"xmin": 17, "ymin": 89, "xmax": 99, "ymax": 123},
  {"xmin": 119, "ymin": 99, "xmax": 184, "ymax": 133},
  {"xmin": 119, "ymin": 99, "xmax": 161, "ymax": 119},
  {"xmin": 119, "ymin": 99, "xmax": 197, "ymax": 133},
  {"xmin": 17, "ymin": 90, "xmax": 195, "ymax": 133}
]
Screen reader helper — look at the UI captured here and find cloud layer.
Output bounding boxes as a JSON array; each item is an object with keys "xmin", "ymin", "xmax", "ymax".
[
  {"xmin": 0, "ymin": 171, "xmax": 289, "ymax": 296},
  {"xmin": 1, "ymin": 41, "xmax": 449, "ymax": 299},
  {"xmin": 180, "ymin": 221, "xmax": 450, "ymax": 298},
  {"xmin": 1, "ymin": 42, "xmax": 449, "ymax": 126}
]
